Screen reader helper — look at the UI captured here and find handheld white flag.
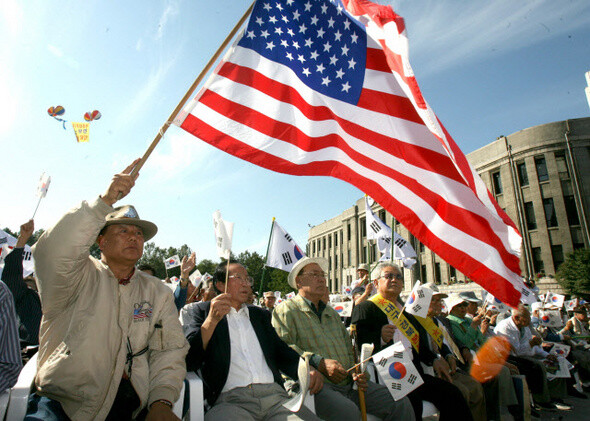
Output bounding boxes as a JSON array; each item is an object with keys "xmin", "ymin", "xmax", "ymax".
[
  {"xmin": 365, "ymin": 197, "xmax": 416, "ymax": 267},
  {"xmin": 372, "ymin": 342, "xmax": 423, "ymax": 400},
  {"xmin": 403, "ymin": 281, "xmax": 433, "ymax": 318},
  {"xmin": 37, "ymin": 172, "xmax": 51, "ymax": 198},
  {"xmin": 484, "ymin": 293, "xmax": 508, "ymax": 313},
  {"xmin": 564, "ymin": 299, "xmax": 578, "ymax": 311},
  {"xmin": 213, "ymin": 210, "xmax": 234, "ymax": 259},
  {"xmin": 266, "ymin": 220, "xmax": 306, "ymax": 272},
  {"xmin": 539, "ymin": 310, "xmax": 564, "ymax": 328},
  {"xmin": 544, "ymin": 292, "xmax": 565, "ymax": 309},
  {"xmin": 164, "ymin": 255, "xmax": 181, "ymax": 270},
  {"xmin": 330, "ymin": 301, "xmax": 353, "ymax": 318},
  {"xmin": 189, "ymin": 269, "xmax": 203, "ymax": 287}
]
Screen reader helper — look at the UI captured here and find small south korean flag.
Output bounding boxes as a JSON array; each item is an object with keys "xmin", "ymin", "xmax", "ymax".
[
  {"xmin": 164, "ymin": 255, "xmax": 181, "ymax": 270},
  {"xmin": 372, "ymin": 342, "xmax": 423, "ymax": 401},
  {"xmin": 539, "ymin": 309, "xmax": 564, "ymax": 328},
  {"xmin": 404, "ymin": 281, "xmax": 433, "ymax": 319},
  {"xmin": 544, "ymin": 292, "xmax": 565, "ymax": 309}
]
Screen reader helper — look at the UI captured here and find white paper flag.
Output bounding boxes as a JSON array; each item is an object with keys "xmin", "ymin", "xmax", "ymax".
[
  {"xmin": 539, "ymin": 310, "xmax": 564, "ymax": 328},
  {"xmin": 564, "ymin": 299, "xmax": 578, "ymax": 311},
  {"xmin": 213, "ymin": 210, "xmax": 234, "ymax": 259},
  {"xmin": 37, "ymin": 172, "xmax": 51, "ymax": 198},
  {"xmin": 372, "ymin": 342, "xmax": 423, "ymax": 400},
  {"xmin": 365, "ymin": 197, "xmax": 416, "ymax": 268},
  {"xmin": 189, "ymin": 269, "xmax": 203, "ymax": 287},
  {"xmin": 550, "ymin": 343, "xmax": 571, "ymax": 358},
  {"xmin": 164, "ymin": 255, "xmax": 181, "ymax": 270},
  {"xmin": 330, "ymin": 301, "xmax": 353, "ymax": 318},
  {"xmin": 484, "ymin": 293, "xmax": 508, "ymax": 313},
  {"xmin": 544, "ymin": 292, "xmax": 565, "ymax": 309},
  {"xmin": 266, "ymin": 220, "xmax": 306, "ymax": 272},
  {"xmin": 403, "ymin": 281, "xmax": 433, "ymax": 319}
]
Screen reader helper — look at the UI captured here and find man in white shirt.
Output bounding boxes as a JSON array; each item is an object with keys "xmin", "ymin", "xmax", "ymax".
[
  {"xmin": 185, "ymin": 260, "xmax": 323, "ymax": 420},
  {"xmin": 494, "ymin": 304, "xmax": 571, "ymax": 411}
]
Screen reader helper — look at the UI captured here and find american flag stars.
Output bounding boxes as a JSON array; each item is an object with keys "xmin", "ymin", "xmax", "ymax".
[{"xmin": 238, "ymin": 0, "xmax": 366, "ymax": 104}]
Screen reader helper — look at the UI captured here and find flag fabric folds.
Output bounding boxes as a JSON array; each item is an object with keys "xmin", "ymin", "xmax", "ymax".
[
  {"xmin": 176, "ymin": 0, "xmax": 523, "ymax": 306},
  {"xmin": 372, "ymin": 341, "xmax": 423, "ymax": 400},
  {"xmin": 164, "ymin": 255, "xmax": 181, "ymax": 270},
  {"xmin": 213, "ymin": 210, "xmax": 234, "ymax": 259},
  {"xmin": 266, "ymin": 220, "xmax": 306, "ymax": 272},
  {"xmin": 37, "ymin": 172, "xmax": 51, "ymax": 198},
  {"xmin": 365, "ymin": 196, "xmax": 416, "ymax": 267},
  {"xmin": 403, "ymin": 281, "xmax": 432, "ymax": 318}
]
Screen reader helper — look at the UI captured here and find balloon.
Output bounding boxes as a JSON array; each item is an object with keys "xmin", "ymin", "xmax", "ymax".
[
  {"xmin": 470, "ymin": 336, "xmax": 511, "ymax": 383},
  {"xmin": 47, "ymin": 105, "xmax": 65, "ymax": 117},
  {"xmin": 84, "ymin": 110, "xmax": 102, "ymax": 122}
]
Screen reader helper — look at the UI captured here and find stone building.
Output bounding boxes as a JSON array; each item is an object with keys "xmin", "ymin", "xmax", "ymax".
[{"xmin": 307, "ymin": 117, "xmax": 590, "ymax": 294}]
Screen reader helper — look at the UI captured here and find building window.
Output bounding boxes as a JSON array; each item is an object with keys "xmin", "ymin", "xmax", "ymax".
[
  {"xmin": 555, "ymin": 153, "xmax": 570, "ymax": 180},
  {"xmin": 419, "ymin": 241, "xmax": 425, "ymax": 253},
  {"xmin": 323, "ymin": 237, "xmax": 326, "ymax": 250},
  {"xmin": 379, "ymin": 209, "xmax": 386, "ymax": 222},
  {"xmin": 335, "ymin": 255, "xmax": 338, "ymax": 269},
  {"xmin": 551, "ymin": 245, "xmax": 564, "ymax": 272},
  {"xmin": 434, "ymin": 263, "xmax": 441, "ymax": 285},
  {"xmin": 524, "ymin": 202, "xmax": 537, "ymax": 230},
  {"xmin": 328, "ymin": 235, "xmax": 332, "ymax": 249},
  {"xmin": 360, "ymin": 217, "xmax": 366, "ymax": 238},
  {"xmin": 370, "ymin": 243, "xmax": 377, "ymax": 261},
  {"xmin": 312, "ymin": 242, "xmax": 316, "ymax": 254},
  {"xmin": 362, "ymin": 246, "xmax": 367, "ymax": 263},
  {"xmin": 543, "ymin": 198, "xmax": 558, "ymax": 227},
  {"xmin": 348, "ymin": 249, "xmax": 351, "ymax": 266},
  {"xmin": 491, "ymin": 171, "xmax": 503, "ymax": 195},
  {"xmin": 532, "ymin": 247, "xmax": 544, "ymax": 274},
  {"xmin": 516, "ymin": 162, "xmax": 529, "ymax": 186},
  {"xmin": 347, "ymin": 223, "xmax": 351, "ymax": 241},
  {"xmin": 421, "ymin": 264, "xmax": 427, "ymax": 282},
  {"xmin": 535, "ymin": 156, "xmax": 549, "ymax": 182},
  {"xmin": 334, "ymin": 232, "xmax": 338, "ymax": 247},
  {"xmin": 564, "ymin": 195, "xmax": 580, "ymax": 226}
]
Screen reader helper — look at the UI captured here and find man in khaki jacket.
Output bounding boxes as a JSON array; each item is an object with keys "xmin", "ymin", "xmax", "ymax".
[{"xmin": 28, "ymin": 159, "xmax": 189, "ymax": 420}]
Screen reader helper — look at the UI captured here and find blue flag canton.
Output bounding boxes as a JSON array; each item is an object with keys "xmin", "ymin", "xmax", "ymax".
[{"xmin": 238, "ymin": 0, "xmax": 367, "ymax": 104}]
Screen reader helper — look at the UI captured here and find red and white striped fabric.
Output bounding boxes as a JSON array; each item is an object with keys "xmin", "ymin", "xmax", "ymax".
[{"xmin": 175, "ymin": 0, "xmax": 524, "ymax": 306}]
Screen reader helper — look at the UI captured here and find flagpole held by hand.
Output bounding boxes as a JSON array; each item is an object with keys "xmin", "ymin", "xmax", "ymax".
[
  {"xmin": 350, "ymin": 325, "xmax": 367, "ymax": 421},
  {"xmin": 117, "ymin": 1, "xmax": 256, "ymax": 200}
]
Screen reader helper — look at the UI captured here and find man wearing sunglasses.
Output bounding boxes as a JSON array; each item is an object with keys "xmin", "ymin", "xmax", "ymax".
[{"xmin": 184, "ymin": 260, "xmax": 322, "ymax": 420}]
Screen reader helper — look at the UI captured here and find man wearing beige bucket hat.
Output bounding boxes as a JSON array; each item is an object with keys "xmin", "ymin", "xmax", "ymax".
[{"xmin": 29, "ymin": 159, "xmax": 188, "ymax": 420}]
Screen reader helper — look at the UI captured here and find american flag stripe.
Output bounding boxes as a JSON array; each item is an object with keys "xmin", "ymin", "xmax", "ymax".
[{"xmin": 178, "ymin": 0, "xmax": 523, "ymax": 305}]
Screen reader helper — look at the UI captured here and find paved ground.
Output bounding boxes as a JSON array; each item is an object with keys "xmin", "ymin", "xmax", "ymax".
[{"xmin": 534, "ymin": 394, "xmax": 590, "ymax": 420}]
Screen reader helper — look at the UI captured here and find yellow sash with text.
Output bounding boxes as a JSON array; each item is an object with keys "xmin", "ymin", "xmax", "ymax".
[
  {"xmin": 414, "ymin": 316, "xmax": 444, "ymax": 349},
  {"xmin": 370, "ymin": 294, "xmax": 420, "ymax": 352}
]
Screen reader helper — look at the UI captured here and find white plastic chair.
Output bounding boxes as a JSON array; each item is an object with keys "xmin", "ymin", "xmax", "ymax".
[{"xmin": 5, "ymin": 353, "xmax": 37, "ymax": 421}]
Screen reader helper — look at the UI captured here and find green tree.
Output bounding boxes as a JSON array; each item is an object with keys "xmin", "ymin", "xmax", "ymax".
[
  {"xmin": 236, "ymin": 251, "xmax": 266, "ymax": 293},
  {"xmin": 264, "ymin": 267, "xmax": 295, "ymax": 297},
  {"xmin": 137, "ymin": 242, "xmax": 193, "ymax": 279},
  {"xmin": 556, "ymin": 248, "xmax": 590, "ymax": 298},
  {"xmin": 197, "ymin": 259, "xmax": 218, "ymax": 276},
  {"xmin": 2, "ymin": 227, "xmax": 44, "ymax": 246}
]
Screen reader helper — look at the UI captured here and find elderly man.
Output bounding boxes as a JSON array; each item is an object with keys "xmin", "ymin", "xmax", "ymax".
[
  {"xmin": 494, "ymin": 304, "xmax": 571, "ymax": 411},
  {"xmin": 28, "ymin": 160, "xmax": 189, "ymax": 420},
  {"xmin": 184, "ymin": 260, "xmax": 322, "ymax": 420},
  {"xmin": 263, "ymin": 291, "xmax": 277, "ymax": 312},
  {"xmin": 351, "ymin": 265, "xmax": 473, "ymax": 421},
  {"xmin": 272, "ymin": 257, "xmax": 415, "ymax": 421},
  {"xmin": 350, "ymin": 264, "xmax": 375, "ymax": 305}
]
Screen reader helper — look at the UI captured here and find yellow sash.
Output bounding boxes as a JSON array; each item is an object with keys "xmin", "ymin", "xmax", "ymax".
[
  {"xmin": 414, "ymin": 316, "xmax": 444, "ymax": 349},
  {"xmin": 370, "ymin": 294, "xmax": 420, "ymax": 352}
]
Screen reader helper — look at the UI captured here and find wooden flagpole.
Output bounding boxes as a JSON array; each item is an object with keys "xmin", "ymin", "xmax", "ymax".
[{"xmin": 119, "ymin": 1, "xmax": 256, "ymax": 197}]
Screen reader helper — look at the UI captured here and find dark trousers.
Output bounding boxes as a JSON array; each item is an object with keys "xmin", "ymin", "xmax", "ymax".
[{"xmin": 407, "ymin": 374, "xmax": 474, "ymax": 421}]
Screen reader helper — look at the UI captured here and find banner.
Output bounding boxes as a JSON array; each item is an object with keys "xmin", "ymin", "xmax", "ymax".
[
  {"xmin": 213, "ymin": 210, "xmax": 233, "ymax": 259},
  {"xmin": 72, "ymin": 122, "xmax": 90, "ymax": 143},
  {"xmin": 372, "ymin": 341, "xmax": 423, "ymax": 400},
  {"xmin": 266, "ymin": 220, "xmax": 306, "ymax": 272}
]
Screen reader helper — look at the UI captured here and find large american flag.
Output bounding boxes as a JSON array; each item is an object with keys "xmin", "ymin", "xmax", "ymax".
[{"xmin": 175, "ymin": 0, "xmax": 525, "ymax": 306}]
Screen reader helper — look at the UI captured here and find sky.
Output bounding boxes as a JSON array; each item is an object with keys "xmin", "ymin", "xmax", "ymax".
[{"xmin": 1, "ymin": 0, "xmax": 589, "ymax": 263}]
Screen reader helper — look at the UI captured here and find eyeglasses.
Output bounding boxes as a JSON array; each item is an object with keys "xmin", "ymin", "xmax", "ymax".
[
  {"xmin": 381, "ymin": 273, "xmax": 403, "ymax": 280},
  {"xmin": 300, "ymin": 272, "xmax": 326, "ymax": 279},
  {"xmin": 229, "ymin": 275, "xmax": 253, "ymax": 285}
]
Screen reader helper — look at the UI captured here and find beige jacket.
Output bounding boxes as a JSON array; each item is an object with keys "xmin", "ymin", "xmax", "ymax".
[{"xmin": 32, "ymin": 197, "xmax": 188, "ymax": 420}]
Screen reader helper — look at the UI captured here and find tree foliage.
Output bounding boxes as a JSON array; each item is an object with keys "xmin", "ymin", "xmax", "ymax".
[
  {"xmin": 556, "ymin": 248, "xmax": 590, "ymax": 298},
  {"xmin": 137, "ymin": 242, "xmax": 193, "ymax": 279},
  {"xmin": 2, "ymin": 227, "xmax": 45, "ymax": 246}
]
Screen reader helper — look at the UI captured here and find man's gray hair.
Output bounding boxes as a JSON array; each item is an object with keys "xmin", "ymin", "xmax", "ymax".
[
  {"xmin": 511, "ymin": 303, "xmax": 529, "ymax": 317},
  {"xmin": 376, "ymin": 262, "xmax": 402, "ymax": 274}
]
